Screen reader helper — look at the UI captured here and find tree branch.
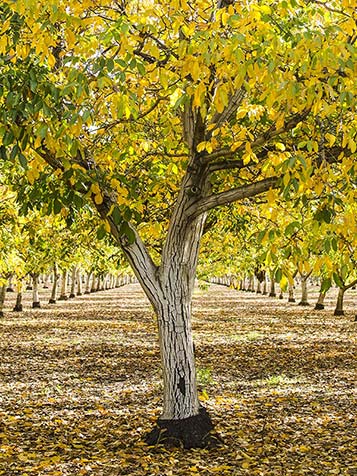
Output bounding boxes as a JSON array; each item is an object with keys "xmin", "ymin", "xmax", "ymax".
[
  {"xmin": 187, "ymin": 176, "xmax": 279, "ymax": 219},
  {"xmin": 202, "ymin": 109, "xmax": 311, "ymax": 162}
]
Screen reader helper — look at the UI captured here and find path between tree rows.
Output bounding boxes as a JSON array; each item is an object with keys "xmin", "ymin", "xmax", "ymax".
[{"xmin": 0, "ymin": 283, "xmax": 356, "ymax": 476}]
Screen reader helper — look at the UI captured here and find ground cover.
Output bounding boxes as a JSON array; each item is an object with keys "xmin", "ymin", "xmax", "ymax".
[{"xmin": 0, "ymin": 284, "xmax": 356, "ymax": 475}]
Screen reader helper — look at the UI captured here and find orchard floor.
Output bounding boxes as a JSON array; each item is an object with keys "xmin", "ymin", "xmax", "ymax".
[{"xmin": 0, "ymin": 283, "xmax": 356, "ymax": 476}]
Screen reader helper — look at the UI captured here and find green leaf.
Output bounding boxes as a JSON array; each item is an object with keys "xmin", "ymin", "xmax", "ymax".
[
  {"xmin": 275, "ymin": 268, "xmax": 282, "ymax": 283},
  {"xmin": 53, "ymin": 198, "xmax": 62, "ymax": 214},
  {"xmin": 321, "ymin": 278, "xmax": 331, "ymax": 293},
  {"xmin": 107, "ymin": 58, "xmax": 114, "ymax": 72},
  {"xmin": 285, "ymin": 221, "xmax": 300, "ymax": 236},
  {"xmin": 120, "ymin": 221, "xmax": 135, "ymax": 244},
  {"xmin": 332, "ymin": 272, "xmax": 344, "ymax": 288},
  {"xmin": 97, "ymin": 224, "xmax": 107, "ymax": 240},
  {"xmin": 111, "ymin": 205, "xmax": 122, "ymax": 225},
  {"xmin": 331, "ymin": 238, "xmax": 338, "ymax": 252}
]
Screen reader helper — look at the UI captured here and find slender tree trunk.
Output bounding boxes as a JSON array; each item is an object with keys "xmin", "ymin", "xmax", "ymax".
[
  {"xmin": 84, "ymin": 271, "xmax": 92, "ymax": 294},
  {"xmin": 315, "ymin": 290, "xmax": 326, "ymax": 310},
  {"xmin": 90, "ymin": 273, "xmax": 97, "ymax": 292},
  {"xmin": 43, "ymin": 274, "xmax": 50, "ymax": 289},
  {"xmin": 262, "ymin": 277, "xmax": 267, "ymax": 295},
  {"xmin": 13, "ymin": 280, "xmax": 23, "ymax": 312},
  {"xmin": 298, "ymin": 274, "xmax": 311, "ymax": 306},
  {"xmin": 76, "ymin": 270, "xmax": 82, "ymax": 295},
  {"xmin": 59, "ymin": 270, "xmax": 68, "ymax": 300},
  {"xmin": 26, "ymin": 276, "xmax": 32, "ymax": 290},
  {"xmin": 334, "ymin": 287, "xmax": 345, "ymax": 316},
  {"xmin": 69, "ymin": 267, "xmax": 77, "ymax": 298},
  {"xmin": 288, "ymin": 282, "xmax": 296, "ymax": 303},
  {"xmin": 6, "ymin": 275, "xmax": 15, "ymax": 292},
  {"xmin": 0, "ymin": 284, "xmax": 6, "ymax": 317},
  {"xmin": 32, "ymin": 274, "xmax": 41, "ymax": 308},
  {"xmin": 95, "ymin": 275, "xmax": 101, "ymax": 292},
  {"xmin": 256, "ymin": 280, "xmax": 261, "ymax": 293},
  {"xmin": 269, "ymin": 274, "xmax": 276, "ymax": 297},
  {"xmin": 49, "ymin": 264, "xmax": 59, "ymax": 304},
  {"xmin": 248, "ymin": 275, "xmax": 254, "ymax": 292}
]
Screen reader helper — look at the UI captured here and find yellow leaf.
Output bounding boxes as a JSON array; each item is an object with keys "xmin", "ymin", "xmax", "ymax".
[
  {"xmin": 211, "ymin": 465, "xmax": 232, "ymax": 472},
  {"xmin": 325, "ymin": 133, "xmax": 336, "ymax": 147},
  {"xmin": 91, "ymin": 183, "xmax": 100, "ymax": 195},
  {"xmin": 275, "ymin": 142, "xmax": 285, "ymax": 151},
  {"xmin": 266, "ymin": 188, "xmax": 276, "ymax": 204},
  {"xmin": 349, "ymin": 139, "xmax": 356, "ymax": 153},
  {"xmin": 94, "ymin": 193, "xmax": 103, "ymax": 205},
  {"xmin": 66, "ymin": 29, "xmax": 76, "ymax": 48},
  {"xmin": 104, "ymin": 220, "xmax": 111, "ymax": 232},
  {"xmin": 47, "ymin": 53, "xmax": 56, "ymax": 69},
  {"xmin": 199, "ymin": 389, "xmax": 209, "ymax": 401}
]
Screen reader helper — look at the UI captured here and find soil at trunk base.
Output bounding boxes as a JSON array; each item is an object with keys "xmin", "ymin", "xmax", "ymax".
[
  {"xmin": 314, "ymin": 303, "xmax": 324, "ymax": 310},
  {"xmin": 334, "ymin": 310, "xmax": 344, "ymax": 316},
  {"xmin": 144, "ymin": 407, "xmax": 221, "ymax": 449}
]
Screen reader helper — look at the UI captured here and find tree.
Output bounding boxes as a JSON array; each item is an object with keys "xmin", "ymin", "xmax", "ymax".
[{"xmin": 1, "ymin": 0, "xmax": 357, "ymax": 447}]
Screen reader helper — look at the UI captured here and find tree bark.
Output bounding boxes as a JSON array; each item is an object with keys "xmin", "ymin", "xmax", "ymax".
[
  {"xmin": 13, "ymin": 280, "xmax": 23, "ymax": 312},
  {"xmin": 59, "ymin": 270, "xmax": 68, "ymax": 300},
  {"xmin": 248, "ymin": 275, "xmax": 254, "ymax": 292},
  {"xmin": 269, "ymin": 274, "xmax": 276, "ymax": 297},
  {"xmin": 0, "ymin": 284, "xmax": 6, "ymax": 317},
  {"xmin": 43, "ymin": 274, "xmax": 50, "ymax": 289},
  {"xmin": 69, "ymin": 267, "xmax": 77, "ymax": 298},
  {"xmin": 49, "ymin": 264, "xmax": 59, "ymax": 304},
  {"xmin": 76, "ymin": 270, "xmax": 82, "ymax": 295},
  {"xmin": 298, "ymin": 273, "xmax": 311, "ymax": 306},
  {"xmin": 32, "ymin": 274, "xmax": 41, "ymax": 308},
  {"xmin": 334, "ymin": 287, "xmax": 345, "ymax": 316},
  {"xmin": 6, "ymin": 275, "xmax": 15, "ymax": 292},
  {"xmin": 288, "ymin": 282, "xmax": 296, "ymax": 303},
  {"xmin": 315, "ymin": 290, "xmax": 326, "ymax": 310},
  {"xmin": 262, "ymin": 277, "xmax": 267, "ymax": 295},
  {"xmin": 84, "ymin": 271, "xmax": 92, "ymax": 294}
]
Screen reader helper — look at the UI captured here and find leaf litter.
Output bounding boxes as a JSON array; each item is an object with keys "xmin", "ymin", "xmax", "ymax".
[{"xmin": 0, "ymin": 283, "xmax": 356, "ymax": 475}]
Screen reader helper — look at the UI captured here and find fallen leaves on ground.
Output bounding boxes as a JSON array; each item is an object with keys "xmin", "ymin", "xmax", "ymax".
[{"xmin": 0, "ymin": 284, "xmax": 356, "ymax": 475}]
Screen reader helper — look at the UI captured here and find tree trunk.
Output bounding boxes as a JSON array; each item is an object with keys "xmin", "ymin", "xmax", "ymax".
[
  {"xmin": 98, "ymin": 158, "xmax": 218, "ymax": 448},
  {"xmin": 76, "ymin": 270, "xmax": 82, "ymax": 295},
  {"xmin": 13, "ymin": 280, "xmax": 23, "ymax": 312},
  {"xmin": 145, "ymin": 261, "xmax": 215, "ymax": 448},
  {"xmin": 84, "ymin": 271, "xmax": 92, "ymax": 294},
  {"xmin": 32, "ymin": 274, "xmax": 41, "ymax": 308},
  {"xmin": 262, "ymin": 277, "xmax": 267, "ymax": 295},
  {"xmin": 315, "ymin": 290, "xmax": 326, "ymax": 310},
  {"xmin": 288, "ymin": 282, "xmax": 296, "ymax": 303},
  {"xmin": 6, "ymin": 275, "xmax": 15, "ymax": 292},
  {"xmin": 43, "ymin": 274, "xmax": 50, "ymax": 289},
  {"xmin": 298, "ymin": 275, "xmax": 310, "ymax": 306},
  {"xmin": 248, "ymin": 275, "xmax": 254, "ymax": 292},
  {"xmin": 69, "ymin": 267, "xmax": 77, "ymax": 298},
  {"xmin": 49, "ymin": 264, "xmax": 59, "ymax": 304},
  {"xmin": 334, "ymin": 287, "xmax": 345, "ymax": 316},
  {"xmin": 256, "ymin": 280, "xmax": 261, "ymax": 294},
  {"xmin": 26, "ymin": 276, "xmax": 32, "ymax": 290},
  {"xmin": 59, "ymin": 270, "xmax": 68, "ymax": 300},
  {"xmin": 0, "ymin": 284, "xmax": 6, "ymax": 317},
  {"xmin": 269, "ymin": 274, "xmax": 276, "ymax": 297}
]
